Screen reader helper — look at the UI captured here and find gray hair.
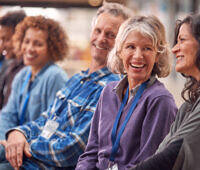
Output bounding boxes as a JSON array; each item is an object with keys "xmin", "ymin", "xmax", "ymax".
[
  {"xmin": 107, "ymin": 15, "xmax": 171, "ymax": 78},
  {"xmin": 91, "ymin": 2, "xmax": 133, "ymax": 30}
]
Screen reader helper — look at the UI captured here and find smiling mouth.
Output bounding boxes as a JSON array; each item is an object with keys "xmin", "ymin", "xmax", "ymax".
[
  {"xmin": 94, "ymin": 44, "xmax": 108, "ymax": 50},
  {"xmin": 176, "ymin": 55, "xmax": 184, "ymax": 61},
  {"xmin": 25, "ymin": 54, "xmax": 36, "ymax": 59},
  {"xmin": 130, "ymin": 63, "xmax": 145, "ymax": 69}
]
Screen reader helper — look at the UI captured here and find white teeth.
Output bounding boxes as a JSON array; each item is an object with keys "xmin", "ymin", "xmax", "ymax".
[
  {"xmin": 130, "ymin": 63, "xmax": 144, "ymax": 68},
  {"xmin": 177, "ymin": 55, "xmax": 183, "ymax": 61},
  {"xmin": 25, "ymin": 54, "xmax": 35, "ymax": 59},
  {"xmin": 95, "ymin": 45, "xmax": 106, "ymax": 50}
]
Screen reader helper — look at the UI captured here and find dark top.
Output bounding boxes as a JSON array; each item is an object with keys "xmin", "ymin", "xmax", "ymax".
[
  {"xmin": 130, "ymin": 139, "xmax": 183, "ymax": 170},
  {"xmin": 0, "ymin": 58, "xmax": 24, "ymax": 109}
]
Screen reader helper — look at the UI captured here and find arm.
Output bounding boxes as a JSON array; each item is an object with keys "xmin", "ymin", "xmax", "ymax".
[
  {"xmin": 132, "ymin": 96, "xmax": 177, "ymax": 164},
  {"xmin": 156, "ymin": 102, "xmax": 188, "ymax": 153},
  {"xmin": 130, "ymin": 139, "xmax": 183, "ymax": 170},
  {"xmin": 2, "ymin": 98, "xmax": 55, "ymax": 168},
  {"xmin": 28, "ymin": 89, "xmax": 102, "ymax": 168},
  {"xmin": 7, "ymin": 105, "xmax": 53, "ymax": 142},
  {"xmin": 76, "ymin": 99, "xmax": 102, "ymax": 170}
]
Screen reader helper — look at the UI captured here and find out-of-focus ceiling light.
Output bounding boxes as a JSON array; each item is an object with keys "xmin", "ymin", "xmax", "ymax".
[{"xmin": 88, "ymin": 0, "xmax": 103, "ymax": 6}]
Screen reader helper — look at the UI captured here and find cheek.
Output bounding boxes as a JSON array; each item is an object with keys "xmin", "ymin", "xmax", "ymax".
[
  {"xmin": 90, "ymin": 33, "xmax": 96, "ymax": 43},
  {"xmin": 119, "ymin": 52, "xmax": 129, "ymax": 67},
  {"xmin": 146, "ymin": 55, "xmax": 156, "ymax": 71},
  {"xmin": 108, "ymin": 39, "xmax": 115, "ymax": 48}
]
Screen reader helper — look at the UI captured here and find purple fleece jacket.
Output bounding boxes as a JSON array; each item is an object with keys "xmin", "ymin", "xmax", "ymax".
[{"xmin": 76, "ymin": 79, "xmax": 177, "ymax": 170}]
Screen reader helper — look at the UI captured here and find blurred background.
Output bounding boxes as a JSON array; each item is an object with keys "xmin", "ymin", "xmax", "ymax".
[{"xmin": 0, "ymin": 0, "xmax": 199, "ymax": 107}]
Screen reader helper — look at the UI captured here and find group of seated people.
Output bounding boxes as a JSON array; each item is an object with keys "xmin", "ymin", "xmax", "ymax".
[{"xmin": 0, "ymin": 2, "xmax": 199, "ymax": 170}]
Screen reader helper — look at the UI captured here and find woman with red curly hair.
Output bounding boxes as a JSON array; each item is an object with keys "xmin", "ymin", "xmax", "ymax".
[{"xmin": 0, "ymin": 15, "xmax": 68, "ymax": 169}]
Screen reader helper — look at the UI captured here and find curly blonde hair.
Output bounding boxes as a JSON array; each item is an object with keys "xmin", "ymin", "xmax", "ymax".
[
  {"xmin": 13, "ymin": 15, "xmax": 68, "ymax": 61},
  {"xmin": 107, "ymin": 15, "xmax": 171, "ymax": 78}
]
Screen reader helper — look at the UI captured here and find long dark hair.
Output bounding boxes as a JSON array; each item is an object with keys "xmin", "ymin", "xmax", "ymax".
[{"xmin": 174, "ymin": 14, "xmax": 200, "ymax": 104}]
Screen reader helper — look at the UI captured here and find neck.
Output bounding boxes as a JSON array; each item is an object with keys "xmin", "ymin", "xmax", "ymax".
[
  {"xmin": 88, "ymin": 60, "xmax": 106, "ymax": 74},
  {"xmin": 194, "ymin": 73, "xmax": 200, "ymax": 82},
  {"xmin": 190, "ymin": 68, "xmax": 200, "ymax": 82},
  {"xmin": 128, "ymin": 79, "xmax": 141, "ymax": 90},
  {"xmin": 128, "ymin": 78, "xmax": 149, "ymax": 92},
  {"xmin": 31, "ymin": 66, "xmax": 42, "ymax": 80}
]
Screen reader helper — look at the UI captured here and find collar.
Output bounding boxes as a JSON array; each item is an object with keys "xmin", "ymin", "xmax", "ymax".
[
  {"xmin": 25, "ymin": 62, "xmax": 53, "ymax": 81},
  {"xmin": 113, "ymin": 75, "xmax": 157, "ymax": 101},
  {"xmin": 80, "ymin": 67, "xmax": 112, "ymax": 81}
]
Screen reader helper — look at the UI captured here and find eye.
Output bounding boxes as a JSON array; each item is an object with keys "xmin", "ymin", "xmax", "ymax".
[
  {"xmin": 106, "ymin": 32, "xmax": 115, "ymax": 39},
  {"xmin": 34, "ymin": 41, "xmax": 43, "ymax": 47},
  {"xmin": 180, "ymin": 38, "xmax": 186, "ymax": 42},
  {"xmin": 23, "ymin": 39, "xmax": 29, "ymax": 44},
  {"xmin": 94, "ymin": 28, "xmax": 101, "ymax": 34},
  {"xmin": 178, "ymin": 36, "xmax": 186, "ymax": 42},
  {"xmin": 126, "ymin": 45, "xmax": 135, "ymax": 49},
  {"xmin": 144, "ymin": 47, "xmax": 153, "ymax": 51}
]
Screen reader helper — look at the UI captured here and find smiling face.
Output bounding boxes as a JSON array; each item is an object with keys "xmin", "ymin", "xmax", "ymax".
[
  {"xmin": 90, "ymin": 12, "xmax": 125, "ymax": 67},
  {"xmin": 21, "ymin": 27, "xmax": 50, "ymax": 75},
  {"xmin": 119, "ymin": 30, "xmax": 158, "ymax": 89},
  {"xmin": 172, "ymin": 23, "xmax": 200, "ymax": 80}
]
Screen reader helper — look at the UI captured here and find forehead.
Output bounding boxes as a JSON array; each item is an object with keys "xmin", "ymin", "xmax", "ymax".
[
  {"xmin": 95, "ymin": 12, "xmax": 124, "ymax": 31},
  {"xmin": 125, "ymin": 30, "xmax": 153, "ymax": 45},
  {"xmin": 0, "ymin": 26, "xmax": 14, "ymax": 37},
  {"xmin": 24, "ymin": 27, "xmax": 48, "ymax": 39},
  {"xmin": 179, "ymin": 23, "xmax": 192, "ymax": 36}
]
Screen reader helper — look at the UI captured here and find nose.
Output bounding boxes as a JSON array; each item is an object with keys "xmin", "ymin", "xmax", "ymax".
[
  {"xmin": 134, "ymin": 48, "xmax": 143, "ymax": 59},
  {"xmin": 97, "ymin": 32, "xmax": 106, "ymax": 44},
  {"xmin": 172, "ymin": 43, "xmax": 179, "ymax": 54},
  {"xmin": 26, "ymin": 43, "xmax": 34, "ymax": 53}
]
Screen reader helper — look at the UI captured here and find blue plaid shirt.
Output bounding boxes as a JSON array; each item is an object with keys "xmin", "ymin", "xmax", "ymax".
[{"xmin": 10, "ymin": 67, "xmax": 120, "ymax": 169}]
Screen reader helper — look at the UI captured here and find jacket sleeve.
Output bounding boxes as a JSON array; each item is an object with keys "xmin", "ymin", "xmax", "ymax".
[
  {"xmin": 76, "ymin": 98, "xmax": 102, "ymax": 170},
  {"xmin": 8, "ymin": 108, "xmax": 51, "ymax": 141},
  {"xmin": 156, "ymin": 102, "xmax": 188, "ymax": 153},
  {"xmin": 130, "ymin": 95, "xmax": 177, "ymax": 166},
  {"xmin": 130, "ymin": 139, "xmax": 183, "ymax": 170}
]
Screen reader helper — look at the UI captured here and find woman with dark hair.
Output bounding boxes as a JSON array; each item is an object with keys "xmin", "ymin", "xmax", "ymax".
[
  {"xmin": 130, "ymin": 13, "xmax": 200, "ymax": 170},
  {"xmin": 0, "ymin": 10, "xmax": 26, "ymax": 109}
]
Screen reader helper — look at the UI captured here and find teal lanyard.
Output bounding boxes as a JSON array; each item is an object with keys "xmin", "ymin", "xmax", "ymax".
[
  {"xmin": 19, "ymin": 71, "xmax": 32, "ymax": 125},
  {"xmin": 0, "ymin": 60, "xmax": 2, "ymax": 69},
  {"xmin": 110, "ymin": 81, "xmax": 148, "ymax": 162}
]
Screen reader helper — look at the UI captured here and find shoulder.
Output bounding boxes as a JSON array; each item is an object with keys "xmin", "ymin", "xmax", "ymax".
[
  {"xmin": 13, "ymin": 66, "xmax": 30, "ymax": 81},
  {"xmin": 144, "ymin": 79, "xmax": 174, "ymax": 100},
  {"xmin": 96, "ymin": 73, "xmax": 121, "ymax": 87},
  {"xmin": 100, "ymin": 81, "xmax": 119, "ymax": 97},
  {"xmin": 10, "ymin": 66, "xmax": 30, "ymax": 90},
  {"xmin": 43, "ymin": 64, "xmax": 67, "ymax": 77},
  {"xmin": 101, "ymin": 73, "xmax": 121, "ymax": 81},
  {"xmin": 39, "ymin": 64, "xmax": 68, "ymax": 84}
]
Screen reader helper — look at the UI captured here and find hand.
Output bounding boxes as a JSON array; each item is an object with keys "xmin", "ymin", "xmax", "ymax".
[{"xmin": 1, "ymin": 130, "xmax": 32, "ymax": 169}]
